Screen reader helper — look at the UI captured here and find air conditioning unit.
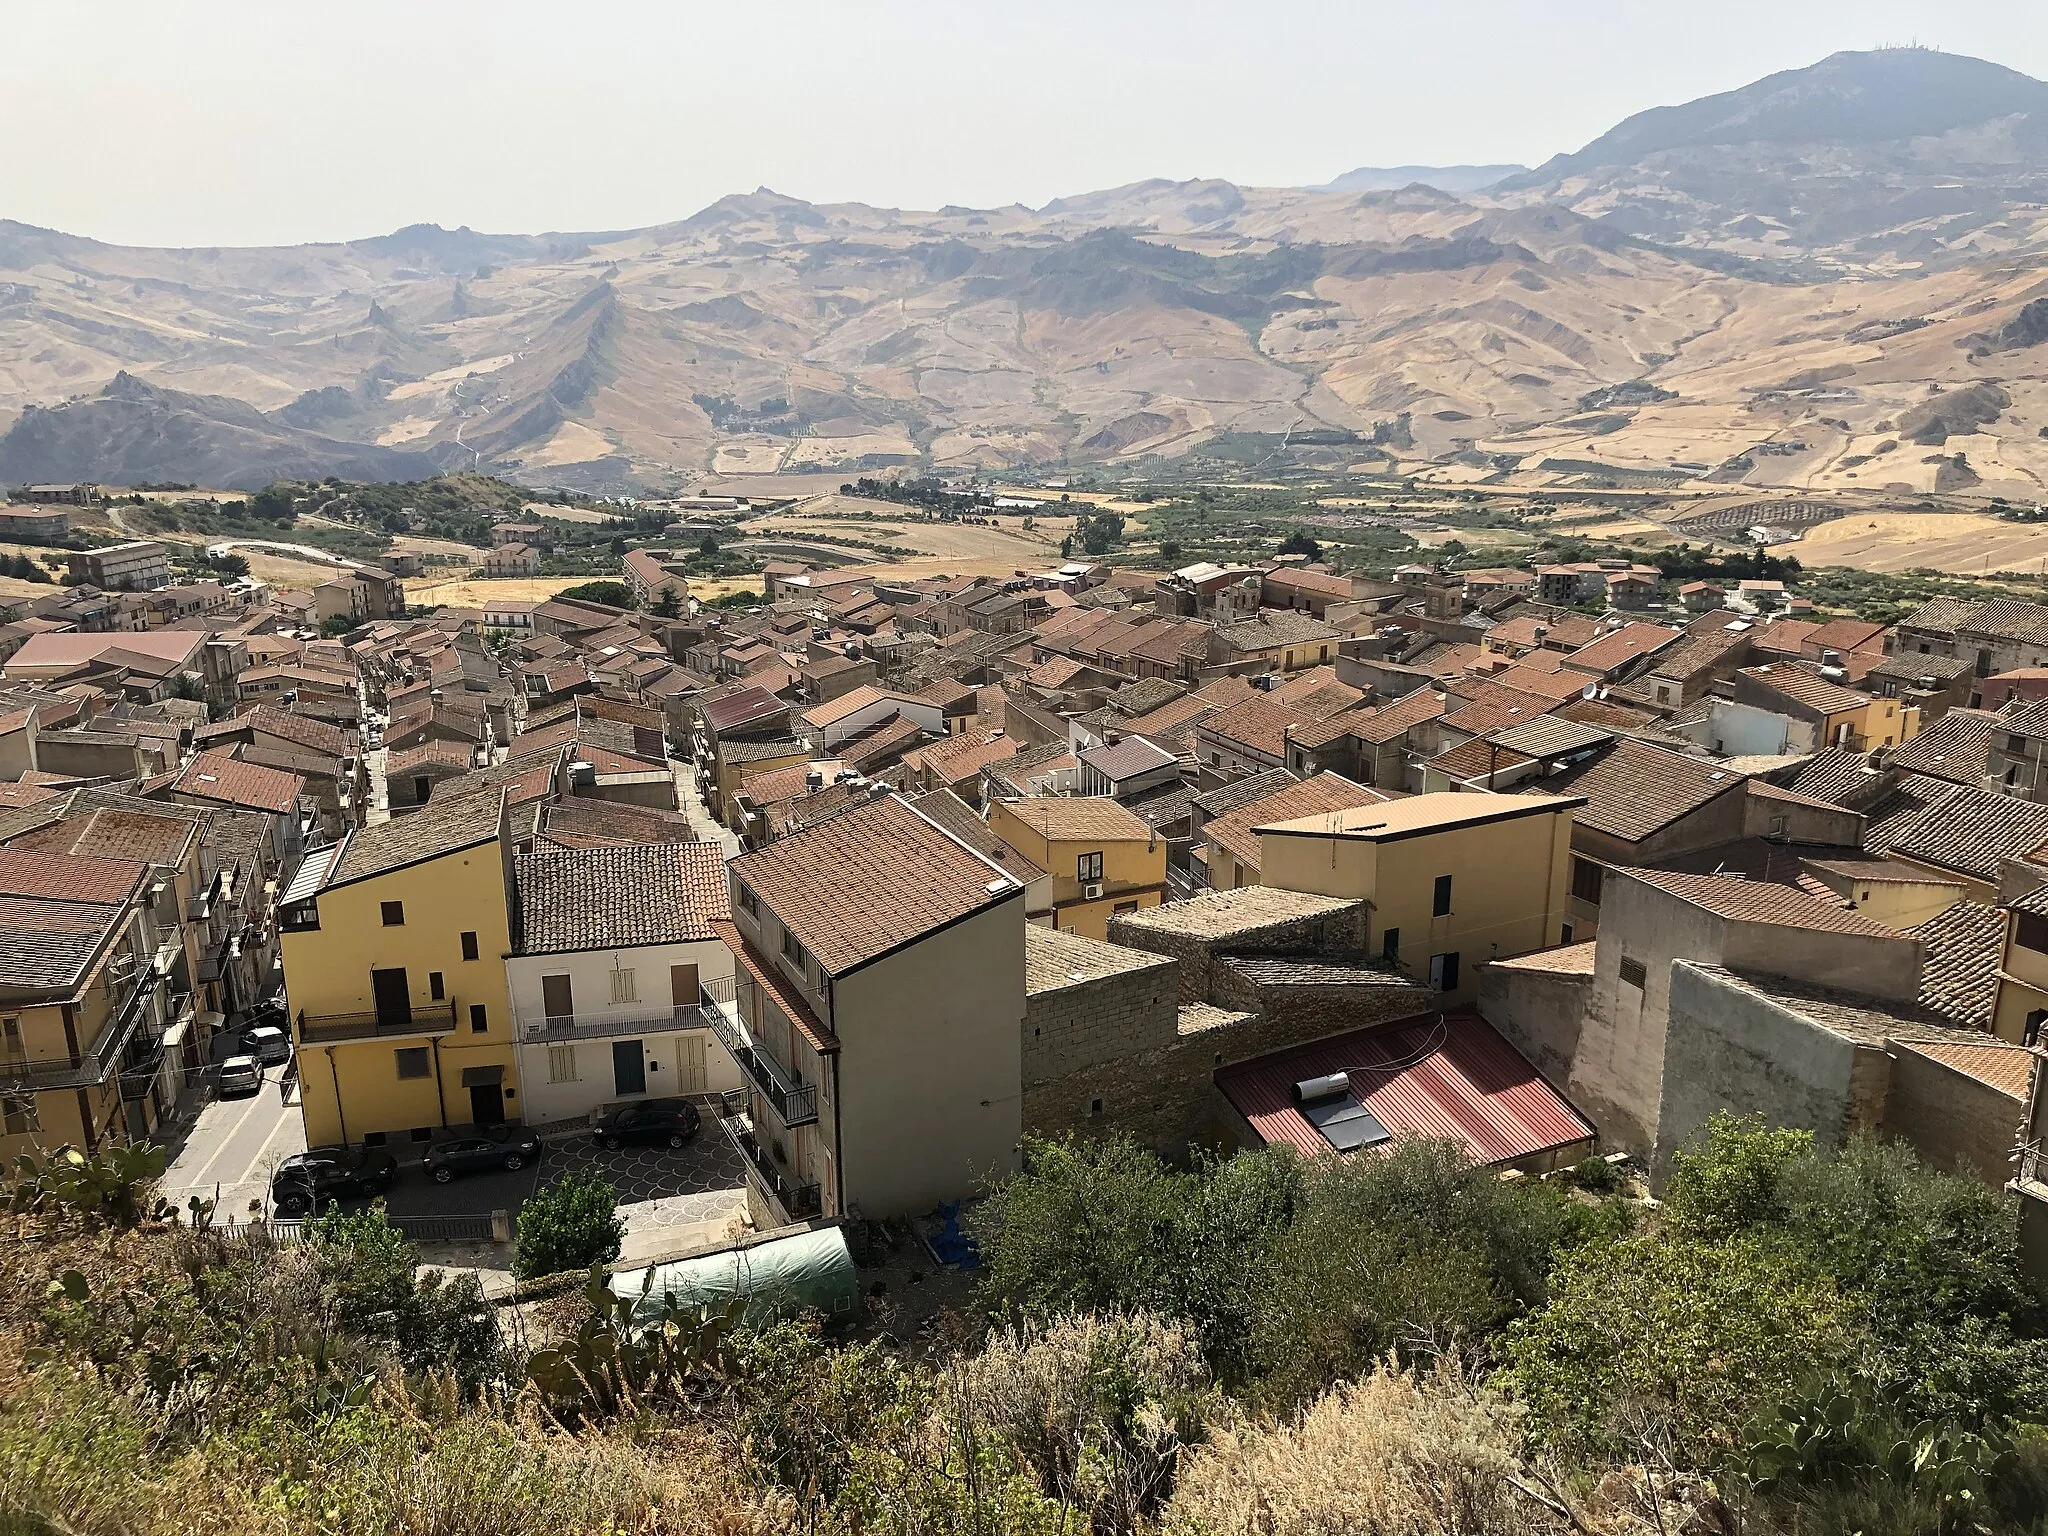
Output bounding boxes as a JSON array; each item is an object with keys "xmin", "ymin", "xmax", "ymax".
[{"xmin": 1083, "ymin": 882, "xmax": 1104, "ymax": 901}]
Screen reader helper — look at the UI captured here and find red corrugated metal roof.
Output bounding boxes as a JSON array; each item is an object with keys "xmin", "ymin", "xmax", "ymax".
[{"xmin": 1215, "ymin": 1012, "xmax": 1592, "ymax": 1167}]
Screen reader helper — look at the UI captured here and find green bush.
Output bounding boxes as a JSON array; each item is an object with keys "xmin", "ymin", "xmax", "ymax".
[
  {"xmin": 305, "ymin": 1205, "xmax": 503, "ymax": 1387},
  {"xmin": 513, "ymin": 1171, "xmax": 624, "ymax": 1280}
]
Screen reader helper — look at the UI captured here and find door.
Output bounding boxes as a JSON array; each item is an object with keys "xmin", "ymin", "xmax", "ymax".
[
  {"xmin": 676, "ymin": 1032, "xmax": 707, "ymax": 1093},
  {"xmin": 612, "ymin": 1039, "xmax": 646, "ymax": 1095},
  {"xmin": 371, "ymin": 968, "xmax": 411, "ymax": 1027},
  {"xmin": 468, "ymin": 1083, "xmax": 505, "ymax": 1125},
  {"xmin": 542, "ymin": 973, "xmax": 574, "ymax": 1025},
  {"xmin": 670, "ymin": 963, "xmax": 700, "ymax": 1013}
]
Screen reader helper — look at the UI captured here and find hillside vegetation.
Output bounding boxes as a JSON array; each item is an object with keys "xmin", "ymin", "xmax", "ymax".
[{"xmin": 4, "ymin": 1119, "xmax": 2047, "ymax": 1535}]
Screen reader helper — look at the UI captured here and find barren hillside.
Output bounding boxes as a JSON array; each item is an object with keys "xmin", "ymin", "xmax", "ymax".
[{"xmin": 10, "ymin": 48, "xmax": 2048, "ymax": 495}]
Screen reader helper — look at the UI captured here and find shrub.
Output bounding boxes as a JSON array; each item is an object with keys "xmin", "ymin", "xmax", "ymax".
[
  {"xmin": 1505, "ymin": 1230, "xmax": 1854, "ymax": 1466},
  {"xmin": 513, "ymin": 1172, "xmax": 623, "ymax": 1280},
  {"xmin": 305, "ymin": 1204, "xmax": 503, "ymax": 1387}
]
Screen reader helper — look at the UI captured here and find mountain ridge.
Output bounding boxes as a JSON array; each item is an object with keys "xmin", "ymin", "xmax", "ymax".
[{"xmin": 9, "ymin": 47, "xmax": 2048, "ymax": 495}]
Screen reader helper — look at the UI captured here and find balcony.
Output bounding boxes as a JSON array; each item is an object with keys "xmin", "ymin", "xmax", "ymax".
[
  {"xmin": 707, "ymin": 1007, "xmax": 818, "ymax": 1127},
  {"xmin": 297, "ymin": 998, "xmax": 458, "ymax": 1045},
  {"xmin": 519, "ymin": 976, "xmax": 738, "ymax": 1043},
  {"xmin": 0, "ymin": 965, "xmax": 161, "ymax": 1094},
  {"xmin": 720, "ymin": 1111, "xmax": 821, "ymax": 1222}
]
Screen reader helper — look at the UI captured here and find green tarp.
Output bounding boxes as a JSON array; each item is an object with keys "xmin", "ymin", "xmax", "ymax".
[{"xmin": 609, "ymin": 1223, "xmax": 858, "ymax": 1324}]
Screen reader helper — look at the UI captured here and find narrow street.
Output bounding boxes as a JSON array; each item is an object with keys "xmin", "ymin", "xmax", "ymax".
[{"xmin": 159, "ymin": 1071, "xmax": 306, "ymax": 1220}]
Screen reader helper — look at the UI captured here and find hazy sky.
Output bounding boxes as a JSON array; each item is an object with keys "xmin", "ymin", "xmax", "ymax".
[{"xmin": 10, "ymin": 1, "xmax": 2048, "ymax": 248}]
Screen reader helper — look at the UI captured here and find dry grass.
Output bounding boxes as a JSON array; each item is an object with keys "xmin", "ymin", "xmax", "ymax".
[
  {"xmin": 1792, "ymin": 510, "xmax": 2048, "ymax": 575},
  {"xmin": 407, "ymin": 575, "xmax": 610, "ymax": 606},
  {"xmin": 1166, "ymin": 1357, "xmax": 1660, "ymax": 1536}
]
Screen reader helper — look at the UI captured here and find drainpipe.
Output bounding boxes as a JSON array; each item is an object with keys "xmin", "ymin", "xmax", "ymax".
[
  {"xmin": 430, "ymin": 1034, "xmax": 448, "ymax": 1129},
  {"xmin": 328, "ymin": 1047, "xmax": 347, "ymax": 1147}
]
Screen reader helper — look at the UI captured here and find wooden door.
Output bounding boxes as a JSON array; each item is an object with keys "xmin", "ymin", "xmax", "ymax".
[
  {"xmin": 676, "ymin": 1032, "xmax": 707, "ymax": 1092},
  {"xmin": 542, "ymin": 973, "xmax": 574, "ymax": 1023},
  {"xmin": 612, "ymin": 1040, "xmax": 646, "ymax": 1095},
  {"xmin": 670, "ymin": 963, "xmax": 700, "ymax": 1011},
  {"xmin": 371, "ymin": 968, "xmax": 410, "ymax": 1027}
]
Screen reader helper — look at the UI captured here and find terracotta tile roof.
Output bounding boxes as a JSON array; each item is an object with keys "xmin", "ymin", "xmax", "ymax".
[
  {"xmin": 700, "ymin": 685, "xmax": 787, "ymax": 734},
  {"xmin": 1739, "ymin": 663, "xmax": 1871, "ymax": 716},
  {"xmin": 173, "ymin": 749, "xmax": 303, "ymax": 815},
  {"xmin": 1078, "ymin": 735, "xmax": 1180, "ymax": 782},
  {"xmin": 1488, "ymin": 940, "xmax": 1597, "ymax": 975},
  {"xmin": 0, "ymin": 845, "xmax": 148, "ymax": 904},
  {"xmin": 840, "ymin": 712, "xmax": 929, "ymax": 772},
  {"xmin": 802, "ymin": 684, "xmax": 917, "ymax": 730},
  {"xmin": 196, "ymin": 705, "xmax": 353, "ymax": 757},
  {"xmin": 1546, "ymin": 738, "xmax": 1746, "ymax": 843},
  {"xmin": 387, "ymin": 740, "xmax": 476, "ymax": 775},
  {"xmin": 0, "ymin": 893, "xmax": 128, "ymax": 990},
  {"xmin": 1889, "ymin": 783, "xmax": 2048, "ymax": 882},
  {"xmin": 0, "ymin": 780, "xmax": 60, "ymax": 810},
  {"xmin": 1428, "ymin": 737, "xmax": 1534, "ymax": 783},
  {"xmin": 1489, "ymin": 613, "xmax": 1600, "ymax": 650},
  {"xmin": 514, "ymin": 841, "xmax": 728, "ymax": 953},
  {"xmin": 1899, "ymin": 596, "xmax": 2048, "ymax": 647},
  {"xmin": 730, "ymin": 793, "xmax": 1018, "ymax": 975},
  {"xmin": 1908, "ymin": 900, "xmax": 2003, "ymax": 1031},
  {"xmin": 1861, "ymin": 775, "xmax": 1956, "ymax": 856},
  {"xmin": 1893, "ymin": 1037, "xmax": 2033, "ymax": 1099},
  {"xmin": 1194, "ymin": 767, "xmax": 1299, "ymax": 819},
  {"xmin": 1216, "ymin": 1012, "xmax": 1592, "ymax": 1168},
  {"xmin": 713, "ymin": 916, "xmax": 837, "ymax": 1052},
  {"xmin": 1200, "ymin": 695, "xmax": 1316, "ymax": 759},
  {"xmin": 1111, "ymin": 676, "xmax": 1189, "ymax": 717},
  {"xmin": 905, "ymin": 729, "xmax": 1020, "ymax": 785},
  {"xmin": 1625, "ymin": 866, "xmax": 1906, "ymax": 935},
  {"xmin": 1491, "ymin": 665, "xmax": 1590, "ymax": 702},
  {"xmin": 1211, "ymin": 609, "xmax": 1342, "ymax": 653},
  {"xmin": 331, "ymin": 783, "xmax": 502, "ymax": 886},
  {"xmin": 1207, "ymin": 771, "xmax": 1388, "ymax": 873},
  {"xmin": 1026, "ymin": 656, "xmax": 1090, "ymax": 690},
  {"xmin": 908, "ymin": 789, "xmax": 1048, "ymax": 879},
  {"xmin": 1489, "ymin": 715, "xmax": 1613, "ymax": 757},
  {"xmin": 1561, "ymin": 623, "xmax": 1681, "ymax": 676},
  {"xmin": 1805, "ymin": 618, "xmax": 1888, "ymax": 654},
  {"xmin": 1123, "ymin": 693, "xmax": 1224, "ymax": 738},
  {"xmin": 538, "ymin": 797, "xmax": 695, "ymax": 848},
  {"xmin": 999, "ymin": 796, "xmax": 1156, "ymax": 843},
  {"xmin": 1441, "ymin": 682, "xmax": 1557, "ymax": 737}
]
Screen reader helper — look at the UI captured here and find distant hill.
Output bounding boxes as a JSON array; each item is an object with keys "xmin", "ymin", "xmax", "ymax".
[
  {"xmin": 0, "ymin": 373, "xmax": 454, "ymax": 491},
  {"xmin": 1318, "ymin": 165, "xmax": 1525, "ymax": 194},
  {"xmin": 9, "ymin": 48, "xmax": 2048, "ymax": 496}
]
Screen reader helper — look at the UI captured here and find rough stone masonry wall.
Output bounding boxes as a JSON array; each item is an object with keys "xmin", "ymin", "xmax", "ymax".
[
  {"xmin": 1110, "ymin": 901, "xmax": 1371, "ymax": 1003},
  {"xmin": 1022, "ymin": 951, "xmax": 1180, "ymax": 1143},
  {"xmin": 1882, "ymin": 1047, "xmax": 2025, "ymax": 1188}
]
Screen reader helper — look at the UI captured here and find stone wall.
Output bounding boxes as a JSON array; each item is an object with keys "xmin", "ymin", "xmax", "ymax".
[
  {"xmin": 1110, "ymin": 897, "xmax": 1370, "ymax": 1003},
  {"xmin": 1883, "ymin": 1044, "xmax": 2027, "ymax": 1187},
  {"xmin": 1023, "ymin": 947, "xmax": 1180, "ymax": 1142},
  {"xmin": 1476, "ymin": 959, "xmax": 1589, "ymax": 1092},
  {"xmin": 1655, "ymin": 962, "xmax": 1864, "ymax": 1181}
]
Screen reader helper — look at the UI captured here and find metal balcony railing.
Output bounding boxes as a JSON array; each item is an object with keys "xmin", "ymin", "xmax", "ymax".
[
  {"xmin": 707, "ymin": 1007, "xmax": 818, "ymax": 1127},
  {"xmin": 0, "ymin": 966, "xmax": 161, "ymax": 1093},
  {"xmin": 720, "ymin": 1112, "xmax": 821, "ymax": 1221},
  {"xmin": 520, "ymin": 976, "xmax": 738, "ymax": 1041},
  {"xmin": 297, "ymin": 997, "xmax": 458, "ymax": 1045}
]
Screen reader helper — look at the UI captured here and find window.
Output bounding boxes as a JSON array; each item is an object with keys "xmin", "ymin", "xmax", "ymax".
[
  {"xmin": 2, "ymin": 1094, "xmax": 37, "ymax": 1134},
  {"xmin": 460, "ymin": 931, "xmax": 479, "ymax": 961},
  {"xmin": 2018, "ymin": 913, "xmax": 2048, "ymax": 955},
  {"xmin": 548, "ymin": 1045, "xmax": 578, "ymax": 1083},
  {"xmin": 1559, "ymin": 923, "xmax": 1574, "ymax": 945},
  {"xmin": 1618, "ymin": 956, "xmax": 1648, "ymax": 989},
  {"xmin": 2012, "ymin": 735, "xmax": 2028, "ymax": 754},
  {"xmin": 469, "ymin": 1004, "xmax": 488, "ymax": 1033},
  {"xmin": 781, "ymin": 928, "xmax": 805, "ymax": 966},
  {"xmin": 380, "ymin": 900, "xmax": 405, "ymax": 926},
  {"xmin": 1429, "ymin": 951, "xmax": 1460, "ymax": 992},
  {"xmin": 610, "ymin": 967, "xmax": 638, "ymax": 1004},
  {"xmin": 394, "ymin": 1047, "xmax": 430, "ymax": 1080},
  {"xmin": 428, "ymin": 971, "xmax": 445, "ymax": 1001},
  {"xmin": 1382, "ymin": 927, "xmax": 1399, "ymax": 962},
  {"xmin": 1078, "ymin": 851, "xmax": 1104, "ymax": 884},
  {"xmin": 1571, "ymin": 857, "xmax": 1604, "ymax": 906},
  {"xmin": 0, "ymin": 1017, "xmax": 19, "ymax": 1059},
  {"xmin": 1432, "ymin": 874, "xmax": 1453, "ymax": 917},
  {"xmin": 736, "ymin": 884, "xmax": 759, "ymax": 918}
]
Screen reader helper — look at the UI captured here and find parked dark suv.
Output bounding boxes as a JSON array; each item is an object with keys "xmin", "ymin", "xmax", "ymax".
[
  {"xmin": 270, "ymin": 1146, "xmax": 399, "ymax": 1216},
  {"xmin": 591, "ymin": 1097, "xmax": 702, "ymax": 1150}
]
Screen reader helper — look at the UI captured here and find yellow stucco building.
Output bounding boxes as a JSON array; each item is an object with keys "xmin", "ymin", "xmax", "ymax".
[
  {"xmin": 1253, "ymin": 791, "xmax": 1582, "ymax": 1004},
  {"xmin": 279, "ymin": 785, "xmax": 521, "ymax": 1146},
  {"xmin": 988, "ymin": 796, "xmax": 1167, "ymax": 940}
]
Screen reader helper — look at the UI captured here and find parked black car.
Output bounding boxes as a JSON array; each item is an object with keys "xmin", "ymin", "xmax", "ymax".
[
  {"xmin": 270, "ymin": 1146, "xmax": 399, "ymax": 1216},
  {"xmin": 423, "ymin": 1126, "xmax": 542, "ymax": 1182},
  {"xmin": 591, "ymin": 1097, "xmax": 702, "ymax": 1149}
]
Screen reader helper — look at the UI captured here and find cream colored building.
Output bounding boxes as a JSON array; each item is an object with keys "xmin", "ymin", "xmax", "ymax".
[
  {"xmin": 720, "ymin": 793, "xmax": 1026, "ymax": 1223},
  {"xmin": 507, "ymin": 841, "xmax": 742, "ymax": 1125},
  {"xmin": 1253, "ymin": 792, "xmax": 1581, "ymax": 1004}
]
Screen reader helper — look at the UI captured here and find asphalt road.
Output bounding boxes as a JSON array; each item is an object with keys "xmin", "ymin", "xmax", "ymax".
[{"xmin": 159, "ymin": 1067, "xmax": 306, "ymax": 1221}]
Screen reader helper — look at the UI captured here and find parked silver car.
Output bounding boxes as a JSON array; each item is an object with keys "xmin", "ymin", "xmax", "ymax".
[{"xmin": 217, "ymin": 1055, "xmax": 262, "ymax": 1096}]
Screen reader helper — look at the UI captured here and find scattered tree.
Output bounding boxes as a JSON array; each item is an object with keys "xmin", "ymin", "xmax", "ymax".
[{"xmin": 514, "ymin": 1171, "xmax": 624, "ymax": 1280}]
